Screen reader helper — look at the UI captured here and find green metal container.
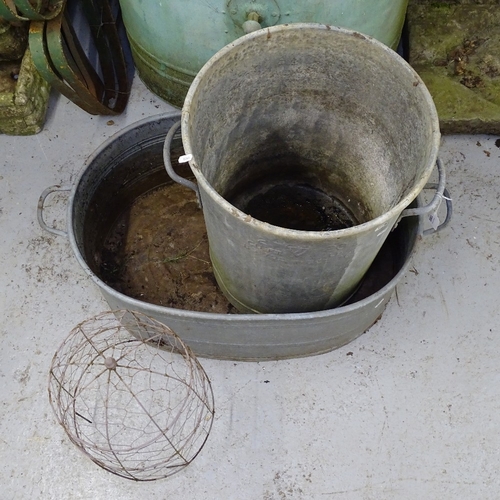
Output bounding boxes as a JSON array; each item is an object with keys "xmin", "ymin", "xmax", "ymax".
[{"xmin": 118, "ymin": 0, "xmax": 409, "ymax": 106}]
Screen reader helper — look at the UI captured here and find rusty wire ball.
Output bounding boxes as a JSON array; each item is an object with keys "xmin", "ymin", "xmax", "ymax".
[{"xmin": 48, "ymin": 310, "xmax": 215, "ymax": 481}]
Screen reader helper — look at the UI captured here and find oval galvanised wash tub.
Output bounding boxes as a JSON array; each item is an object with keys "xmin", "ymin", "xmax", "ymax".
[
  {"xmin": 40, "ymin": 112, "xmax": 424, "ymax": 361},
  {"xmin": 118, "ymin": 0, "xmax": 409, "ymax": 106}
]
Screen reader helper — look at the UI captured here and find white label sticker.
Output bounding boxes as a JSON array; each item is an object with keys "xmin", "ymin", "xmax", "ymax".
[{"xmin": 178, "ymin": 154, "xmax": 193, "ymax": 163}]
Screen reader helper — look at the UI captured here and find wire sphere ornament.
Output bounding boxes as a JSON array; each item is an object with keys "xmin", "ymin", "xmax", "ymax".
[{"xmin": 48, "ymin": 310, "xmax": 215, "ymax": 481}]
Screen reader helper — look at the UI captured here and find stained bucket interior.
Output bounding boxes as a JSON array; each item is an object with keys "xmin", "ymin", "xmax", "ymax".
[
  {"xmin": 183, "ymin": 25, "xmax": 440, "ymax": 226},
  {"xmin": 180, "ymin": 24, "xmax": 439, "ymax": 313}
]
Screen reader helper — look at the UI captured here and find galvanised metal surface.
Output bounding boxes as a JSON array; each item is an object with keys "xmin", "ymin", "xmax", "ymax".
[
  {"xmin": 39, "ymin": 112, "xmax": 425, "ymax": 361},
  {"xmin": 118, "ymin": 0, "xmax": 409, "ymax": 106},
  {"xmin": 181, "ymin": 25, "xmax": 440, "ymax": 315}
]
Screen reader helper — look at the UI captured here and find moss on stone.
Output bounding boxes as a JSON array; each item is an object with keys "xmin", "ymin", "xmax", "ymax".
[
  {"xmin": 0, "ymin": 48, "xmax": 50, "ymax": 135},
  {"xmin": 408, "ymin": 2, "xmax": 500, "ymax": 133}
]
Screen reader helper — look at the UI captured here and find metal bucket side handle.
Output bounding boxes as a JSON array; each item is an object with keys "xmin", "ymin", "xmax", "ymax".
[
  {"xmin": 398, "ymin": 158, "xmax": 452, "ymax": 235},
  {"xmin": 37, "ymin": 185, "xmax": 71, "ymax": 237},
  {"xmin": 163, "ymin": 120, "xmax": 201, "ymax": 205}
]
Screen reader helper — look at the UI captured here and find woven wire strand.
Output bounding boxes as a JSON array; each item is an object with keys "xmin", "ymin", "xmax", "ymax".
[{"xmin": 49, "ymin": 310, "xmax": 214, "ymax": 481}]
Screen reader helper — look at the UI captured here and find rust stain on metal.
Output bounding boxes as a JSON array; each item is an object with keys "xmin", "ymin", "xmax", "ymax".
[{"xmin": 352, "ymin": 32, "xmax": 366, "ymax": 40}]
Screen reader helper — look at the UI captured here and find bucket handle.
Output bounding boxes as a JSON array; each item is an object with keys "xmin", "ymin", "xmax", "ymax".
[
  {"xmin": 398, "ymin": 158, "xmax": 452, "ymax": 235},
  {"xmin": 163, "ymin": 120, "xmax": 202, "ymax": 206},
  {"xmin": 37, "ymin": 185, "xmax": 71, "ymax": 237}
]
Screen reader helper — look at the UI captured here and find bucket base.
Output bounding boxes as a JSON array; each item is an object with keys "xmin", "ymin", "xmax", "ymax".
[{"xmin": 224, "ymin": 161, "xmax": 365, "ymax": 232}]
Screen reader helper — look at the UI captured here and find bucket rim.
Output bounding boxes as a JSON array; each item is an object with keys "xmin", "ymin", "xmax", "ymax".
[
  {"xmin": 181, "ymin": 22, "xmax": 441, "ymax": 240},
  {"xmin": 67, "ymin": 109, "xmax": 183, "ymax": 206}
]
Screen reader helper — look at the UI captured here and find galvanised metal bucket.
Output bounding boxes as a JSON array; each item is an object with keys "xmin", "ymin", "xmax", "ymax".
[
  {"xmin": 179, "ymin": 24, "xmax": 442, "ymax": 314},
  {"xmin": 38, "ymin": 112, "xmax": 452, "ymax": 361},
  {"xmin": 118, "ymin": 0, "xmax": 409, "ymax": 106}
]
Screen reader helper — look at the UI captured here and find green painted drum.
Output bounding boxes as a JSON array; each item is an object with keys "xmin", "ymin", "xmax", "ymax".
[{"xmin": 118, "ymin": 0, "xmax": 409, "ymax": 106}]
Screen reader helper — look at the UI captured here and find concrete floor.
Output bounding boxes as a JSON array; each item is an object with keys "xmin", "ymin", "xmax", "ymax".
[{"xmin": 1, "ymin": 77, "xmax": 500, "ymax": 499}]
